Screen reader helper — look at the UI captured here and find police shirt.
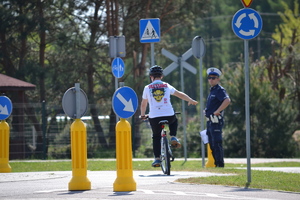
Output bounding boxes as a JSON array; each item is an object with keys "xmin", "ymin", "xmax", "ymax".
[
  {"xmin": 205, "ymin": 84, "xmax": 229, "ymax": 117},
  {"xmin": 142, "ymin": 80, "xmax": 176, "ymax": 118}
]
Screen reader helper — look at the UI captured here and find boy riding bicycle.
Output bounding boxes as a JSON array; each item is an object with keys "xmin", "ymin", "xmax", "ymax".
[{"xmin": 140, "ymin": 65, "xmax": 198, "ymax": 167}]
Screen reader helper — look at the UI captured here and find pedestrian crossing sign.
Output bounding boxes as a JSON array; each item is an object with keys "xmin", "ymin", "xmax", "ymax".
[{"xmin": 139, "ymin": 18, "xmax": 160, "ymax": 43}]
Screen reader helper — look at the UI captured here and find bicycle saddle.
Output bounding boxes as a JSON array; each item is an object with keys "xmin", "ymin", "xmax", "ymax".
[{"xmin": 158, "ymin": 120, "xmax": 169, "ymax": 125}]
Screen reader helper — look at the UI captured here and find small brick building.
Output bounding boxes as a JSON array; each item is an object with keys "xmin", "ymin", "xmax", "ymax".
[{"xmin": 0, "ymin": 73, "xmax": 36, "ymax": 159}]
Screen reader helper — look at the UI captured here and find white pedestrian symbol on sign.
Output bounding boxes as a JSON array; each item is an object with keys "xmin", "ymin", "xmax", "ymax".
[
  {"xmin": 113, "ymin": 63, "xmax": 124, "ymax": 72},
  {"xmin": 141, "ymin": 21, "xmax": 159, "ymax": 41}
]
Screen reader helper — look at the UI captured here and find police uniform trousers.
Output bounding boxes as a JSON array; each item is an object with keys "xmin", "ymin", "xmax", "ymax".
[{"xmin": 206, "ymin": 119, "xmax": 224, "ymax": 167}]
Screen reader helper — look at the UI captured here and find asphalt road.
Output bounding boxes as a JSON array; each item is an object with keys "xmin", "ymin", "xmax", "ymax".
[
  {"xmin": 0, "ymin": 158, "xmax": 300, "ymax": 200},
  {"xmin": 1, "ymin": 170, "xmax": 300, "ymax": 200}
]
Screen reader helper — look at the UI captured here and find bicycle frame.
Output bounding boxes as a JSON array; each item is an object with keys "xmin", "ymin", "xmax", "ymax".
[{"xmin": 160, "ymin": 121, "xmax": 174, "ymax": 175}]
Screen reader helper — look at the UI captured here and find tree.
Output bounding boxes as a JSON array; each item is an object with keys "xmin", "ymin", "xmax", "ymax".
[
  {"xmin": 222, "ymin": 62, "xmax": 298, "ymax": 157},
  {"xmin": 268, "ymin": 0, "xmax": 300, "ymax": 122}
]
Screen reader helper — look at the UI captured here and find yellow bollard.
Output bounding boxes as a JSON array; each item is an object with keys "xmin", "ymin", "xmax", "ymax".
[
  {"xmin": 68, "ymin": 119, "xmax": 91, "ymax": 190},
  {"xmin": 0, "ymin": 120, "xmax": 11, "ymax": 173},
  {"xmin": 113, "ymin": 118, "xmax": 136, "ymax": 192},
  {"xmin": 205, "ymin": 143, "xmax": 216, "ymax": 168}
]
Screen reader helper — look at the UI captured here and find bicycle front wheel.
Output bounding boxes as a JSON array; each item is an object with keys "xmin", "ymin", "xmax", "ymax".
[{"xmin": 161, "ymin": 136, "xmax": 171, "ymax": 175}]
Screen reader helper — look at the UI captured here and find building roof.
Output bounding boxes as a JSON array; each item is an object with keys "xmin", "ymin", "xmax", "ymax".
[{"xmin": 0, "ymin": 73, "xmax": 36, "ymax": 91}]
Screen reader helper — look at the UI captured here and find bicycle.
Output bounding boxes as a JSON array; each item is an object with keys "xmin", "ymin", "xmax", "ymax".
[
  {"xmin": 159, "ymin": 119, "xmax": 174, "ymax": 175},
  {"xmin": 141, "ymin": 113, "xmax": 180, "ymax": 175}
]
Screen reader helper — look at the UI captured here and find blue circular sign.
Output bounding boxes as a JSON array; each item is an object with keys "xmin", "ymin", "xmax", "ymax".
[
  {"xmin": 0, "ymin": 96, "xmax": 13, "ymax": 120},
  {"xmin": 232, "ymin": 8, "xmax": 263, "ymax": 40},
  {"xmin": 112, "ymin": 57, "xmax": 125, "ymax": 78},
  {"xmin": 112, "ymin": 87, "xmax": 138, "ymax": 119}
]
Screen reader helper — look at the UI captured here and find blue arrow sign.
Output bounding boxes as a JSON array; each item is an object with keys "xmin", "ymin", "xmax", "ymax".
[
  {"xmin": 112, "ymin": 57, "xmax": 125, "ymax": 78},
  {"xmin": 232, "ymin": 8, "xmax": 262, "ymax": 40},
  {"xmin": 112, "ymin": 87, "xmax": 138, "ymax": 118},
  {"xmin": 0, "ymin": 96, "xmax": 13, "ymax": 120},
  {"xmin": 139, "ymin": 18, "xmax": 160, "ymax": 43}
]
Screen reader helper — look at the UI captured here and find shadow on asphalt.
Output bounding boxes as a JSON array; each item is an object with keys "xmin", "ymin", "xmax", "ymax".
[
  {"xmin": 139, "ymin": 174, "xmax": 175, "ymax": 177},
  {"xmin": 109, "ymin": 192, "xmax": 134, "ymax": 196},
  {"xmin": 225, "ymin": 185, "xmax": 263, "ymax": 192},
  {"xmin": 57, "ymin": 190, "xmax": 87, "ymax": 195}
]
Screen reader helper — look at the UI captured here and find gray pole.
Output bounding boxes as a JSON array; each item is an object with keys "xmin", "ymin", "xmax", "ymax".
[
  {"xmin": 75, "ymin": 83, "xmax": 80, "ymax": 119},
  {"xmin": 199, "ymin": 57, "xmax": 205, "ymax": 168},
  {"xmin": 179, "ymin": 57, "xmax": 187, "ymax": 161},
  {"xmin": 42, "ymin": 100, "xmax": 47, "ymax": 159},
  {"xmin": 244, "ymin": 39, "xmax": 251, "ymax": 183},
  {"xmin": 192, "ymin": 36, "xmax": 206, "ymax": 167},
  {"xmin": 151, "ymin": 43, "xmax": 155, "ymax": 67},
  {"xmin": 114, "ymin": 39, "xmax": 119, "ymax": 123}
]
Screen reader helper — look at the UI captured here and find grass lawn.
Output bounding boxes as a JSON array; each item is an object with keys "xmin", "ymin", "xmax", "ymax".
[{"xmin": 8, "ymin": 160, "xmax": 300, "ymax": 193}]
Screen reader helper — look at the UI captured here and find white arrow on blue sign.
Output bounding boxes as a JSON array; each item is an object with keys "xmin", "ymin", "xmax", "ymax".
[
  {"xmin": 232, "ymin": 8, "xmax": 262, "ymax": 40},
  {"xmin": 139, "ymin": 18, "xmax": 160, "ymax": 43},
  {"xmin": 0, "ymin": 96, "xmax": 13, "ymax": 120},
  {"xmin": 112, "ymin": 86, "xmax": 138, "ymax": 119},
  {"xmin": 112, "ymin": 57, "xmax": 125, "ymax": 78}
]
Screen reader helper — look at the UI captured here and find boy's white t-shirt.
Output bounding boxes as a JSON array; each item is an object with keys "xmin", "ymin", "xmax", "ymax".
[{"xmin": 142, "ymin": 80, "xmax": 176, "ymax": 118}]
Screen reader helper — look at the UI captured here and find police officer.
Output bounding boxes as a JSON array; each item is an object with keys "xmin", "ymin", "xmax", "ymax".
[{"xmin": 205, "ymin": 67, "xmax": 230, "ymax": 167}]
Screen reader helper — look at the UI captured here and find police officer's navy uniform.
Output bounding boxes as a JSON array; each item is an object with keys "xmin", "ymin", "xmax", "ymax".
[{"xmin": 205, "ymin": 68, "xmax": 230, "ymax": 167}]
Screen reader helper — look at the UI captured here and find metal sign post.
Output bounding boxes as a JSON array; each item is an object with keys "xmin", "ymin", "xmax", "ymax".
[
  {"xmin": 0, "ymin": 95, "xmax": 13, "ymax": 173},
  {"xmin": 232, "ymin": 2, "xmax": 262, "ymax": 183},
  {"xmin": 62, "ymin": 84, "xmax": 91, "ymax": 191},
  {"xmin": 112, "ymin": 86, "xmax": 138, "ymax": 191},
  {"xmin": 162, "ymin": 48, "xmax": 197, "ymax": 161},
  {"xmin": 109, "ymin": 36, "xmax": 126, "ymax": 123},
  {"xmin": 192, "ymin": 36, "xmax": 206, "ymax": 168}
]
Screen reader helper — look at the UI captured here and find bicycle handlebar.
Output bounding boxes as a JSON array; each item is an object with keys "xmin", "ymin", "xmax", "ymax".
[{"xmin": 140, "ymin": 112, "xmax": 180, "ymax": 118}]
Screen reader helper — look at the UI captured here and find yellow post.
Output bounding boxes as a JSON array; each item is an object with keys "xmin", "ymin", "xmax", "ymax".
[
  {"xmin": 113, "ymin": 118, "xmax": 136, "ymax": 192},
  {"xmin": 68, "ymin": 119, "xmax": 91, "ymax": 190},
  {"xmin": 205, "ymin": 143, "xmax": 216, "ymax": 168},
  {"xmin": 0, "ymin": 120, "xmax": 11, "ymax": 173}
]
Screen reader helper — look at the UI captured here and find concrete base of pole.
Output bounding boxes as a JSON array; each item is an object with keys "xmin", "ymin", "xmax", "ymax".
[
  {"xmin": 113, "ymin": 118, "xmax": 136, "ymax": 192},
  {"xmin": 0, "ymin": 121, "xmax": 11, "ymax": 173},
  {"xmin": 69, "ymin": 176, "xmax": 91, "ymax": 191},
  {"xmin": 0, "ymin": 163, "xmax": 11, "ymax": 173},
  {"xmin": 113, "ymin": 176, "xmax": 136, "ymax": 192}
]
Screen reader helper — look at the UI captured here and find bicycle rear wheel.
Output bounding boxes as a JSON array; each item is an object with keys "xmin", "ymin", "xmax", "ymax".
[{"xmin": 161, "ymin": 136, "xmax": 171, "ymax": 175}]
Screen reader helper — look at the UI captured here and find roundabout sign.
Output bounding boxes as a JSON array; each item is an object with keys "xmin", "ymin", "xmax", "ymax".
[{"xmin": 232, "ymin": 8, "xmax": 262, "ymax": 40}]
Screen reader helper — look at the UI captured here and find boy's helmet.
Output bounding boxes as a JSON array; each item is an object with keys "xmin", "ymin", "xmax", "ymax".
[{"xmin": 149, "ymin": 65, "xmax": 163, "ymax": 76}]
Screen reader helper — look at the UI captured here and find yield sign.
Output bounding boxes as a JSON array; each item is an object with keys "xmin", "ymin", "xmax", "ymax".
[
  {"xmin": 241, "ymin": 0, "xmax": 253, "ymax": 7},
  {"xmin": 161, "ymin": 48, "xmax": 196, "ymax": 76}
]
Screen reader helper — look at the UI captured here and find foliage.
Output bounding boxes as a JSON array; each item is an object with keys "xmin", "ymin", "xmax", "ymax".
[
  {"xmin": 222, "ymin": 62, "xmax": 298, "ymax": 158},
  {"xmin": 1, "ymin": 0, "xmax": 300, "ymax": 159}
]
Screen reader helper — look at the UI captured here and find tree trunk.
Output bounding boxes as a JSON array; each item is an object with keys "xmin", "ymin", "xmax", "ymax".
[
  {"xmin": 36, "ymin": 0, "xmax": 46, "ymax": 157},
  {"xmin": 87, "ymin": 1, "xmax": 108, "ymax": 148}
]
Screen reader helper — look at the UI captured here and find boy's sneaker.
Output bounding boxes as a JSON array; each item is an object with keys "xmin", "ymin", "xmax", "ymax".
[
  {"xmin": 152, "ymin": 159, "xmax": 161, "ymax": 167},
  {"xmin": 170, "ymin": 137, "xmax": 181, "ymax": 148}
]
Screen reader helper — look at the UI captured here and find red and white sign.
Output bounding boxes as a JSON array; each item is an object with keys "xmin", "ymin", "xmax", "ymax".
[{"xmin": 241, "ymin": 0, "xmax": 253, "ymax": 7}]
